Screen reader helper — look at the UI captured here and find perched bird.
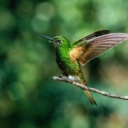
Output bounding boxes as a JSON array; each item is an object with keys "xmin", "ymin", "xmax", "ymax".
[{"xmin": 42, "ymin": 30, "xmax": 128, "ymax": 105}]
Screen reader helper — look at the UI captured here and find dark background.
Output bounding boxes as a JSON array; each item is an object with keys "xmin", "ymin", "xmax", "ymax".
[{"xmin": 0, "ymin": 0, "xmax": 128, "ymax": 128}]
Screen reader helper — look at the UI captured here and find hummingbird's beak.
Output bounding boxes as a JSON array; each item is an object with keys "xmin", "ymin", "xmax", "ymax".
[{"xmin": 41, "ymin": 34, "xmax": 54, "ymax": 41}]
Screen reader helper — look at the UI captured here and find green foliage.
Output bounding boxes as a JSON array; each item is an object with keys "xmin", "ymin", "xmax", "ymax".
[{"xmin": 0, "ymin": 0, "xmax": 128, "ymax": 127}]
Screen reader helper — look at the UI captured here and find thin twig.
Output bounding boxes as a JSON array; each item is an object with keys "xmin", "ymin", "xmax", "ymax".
[{"xmin": 53, "ymin": 76, "xmax": 128, "ymax": 100}]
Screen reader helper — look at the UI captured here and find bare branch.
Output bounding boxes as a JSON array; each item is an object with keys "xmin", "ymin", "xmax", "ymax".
[{"xmin": 53, "ymin": 76, "xmax": 128, "ymax": 100}]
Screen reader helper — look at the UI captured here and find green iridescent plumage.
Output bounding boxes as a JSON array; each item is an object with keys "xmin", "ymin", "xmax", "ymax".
[{"xmin": 54, "ymin": 36, "xmax": 79, "ymax": 76}]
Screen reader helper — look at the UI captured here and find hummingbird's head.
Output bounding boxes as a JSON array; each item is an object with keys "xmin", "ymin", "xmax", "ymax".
[
  {"xmin": 53, "ymin": 36, "xmax": 70, "ymax": 48},
  {"xmin": 41, "ymin": 35, "xmax": 70, "ymax": 48}
]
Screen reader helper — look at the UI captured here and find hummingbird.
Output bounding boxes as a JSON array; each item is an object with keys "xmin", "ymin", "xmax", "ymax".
[{"xmin": 42, "ymin": 30, "xmax": 128, "ymax": 105}]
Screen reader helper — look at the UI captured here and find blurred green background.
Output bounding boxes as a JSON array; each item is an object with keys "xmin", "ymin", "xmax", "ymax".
[{"xmin": 0, "ymin": 0, "xmax": 128, "ymax": 128}]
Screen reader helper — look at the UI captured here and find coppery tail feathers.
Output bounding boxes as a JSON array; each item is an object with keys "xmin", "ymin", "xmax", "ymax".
[
  {"xmin": 83, "ymin": 89, "xmax": 97, "ymax": 105},
  {"xmin": 78, "ymin": 72, "xmax": 97, "ymax": 105}
]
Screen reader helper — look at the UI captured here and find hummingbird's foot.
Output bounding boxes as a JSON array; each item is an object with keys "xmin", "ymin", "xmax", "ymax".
[
  {"xmin": 59, "ymin": 74, "xmax": 69, "ymax": 81},
  {"xmin": 59, "ymin": 74, "xmax": 63, "ymax": 78}
]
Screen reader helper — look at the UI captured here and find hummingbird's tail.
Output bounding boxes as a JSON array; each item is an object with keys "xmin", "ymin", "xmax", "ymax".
[
  {"xmin": 78, "ymin": 71, "xmax": 97, "ymax": 105},
  {"xmin": 83, "ymin": 89, "xmax": 97, "ymax": 105}
]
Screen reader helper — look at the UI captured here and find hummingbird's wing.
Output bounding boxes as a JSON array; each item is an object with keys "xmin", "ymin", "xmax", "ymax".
[
  {"xmin": 70, "ymin": 32, "xmax": 128, "ymax": 65},
  {"xmin": 72, "ymin": 30, "xmax": 111, "ymax": 46},
  {"xmin": 85, "ymin": 30, "xmax": 111, "ymax": 40}
]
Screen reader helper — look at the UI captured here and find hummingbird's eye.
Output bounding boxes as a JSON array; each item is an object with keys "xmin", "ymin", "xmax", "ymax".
[
  {"xmin": 56, "ymin": 40, "xmax": 62, "ymax": 44},
  {"xmin": 56, "ymin": 40, "xmax": 62, "ymax": 43}
]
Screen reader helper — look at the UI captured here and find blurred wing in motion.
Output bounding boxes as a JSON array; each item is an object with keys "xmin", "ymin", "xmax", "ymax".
[{"xmin": 70, "ymin": 32, "xmax": 128, "ymax": 65}]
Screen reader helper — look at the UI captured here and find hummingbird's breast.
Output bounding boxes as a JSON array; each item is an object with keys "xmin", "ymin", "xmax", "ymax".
[{"xmin": 55, "ymin": 47, "xmax": 81, "ymax": 76}]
